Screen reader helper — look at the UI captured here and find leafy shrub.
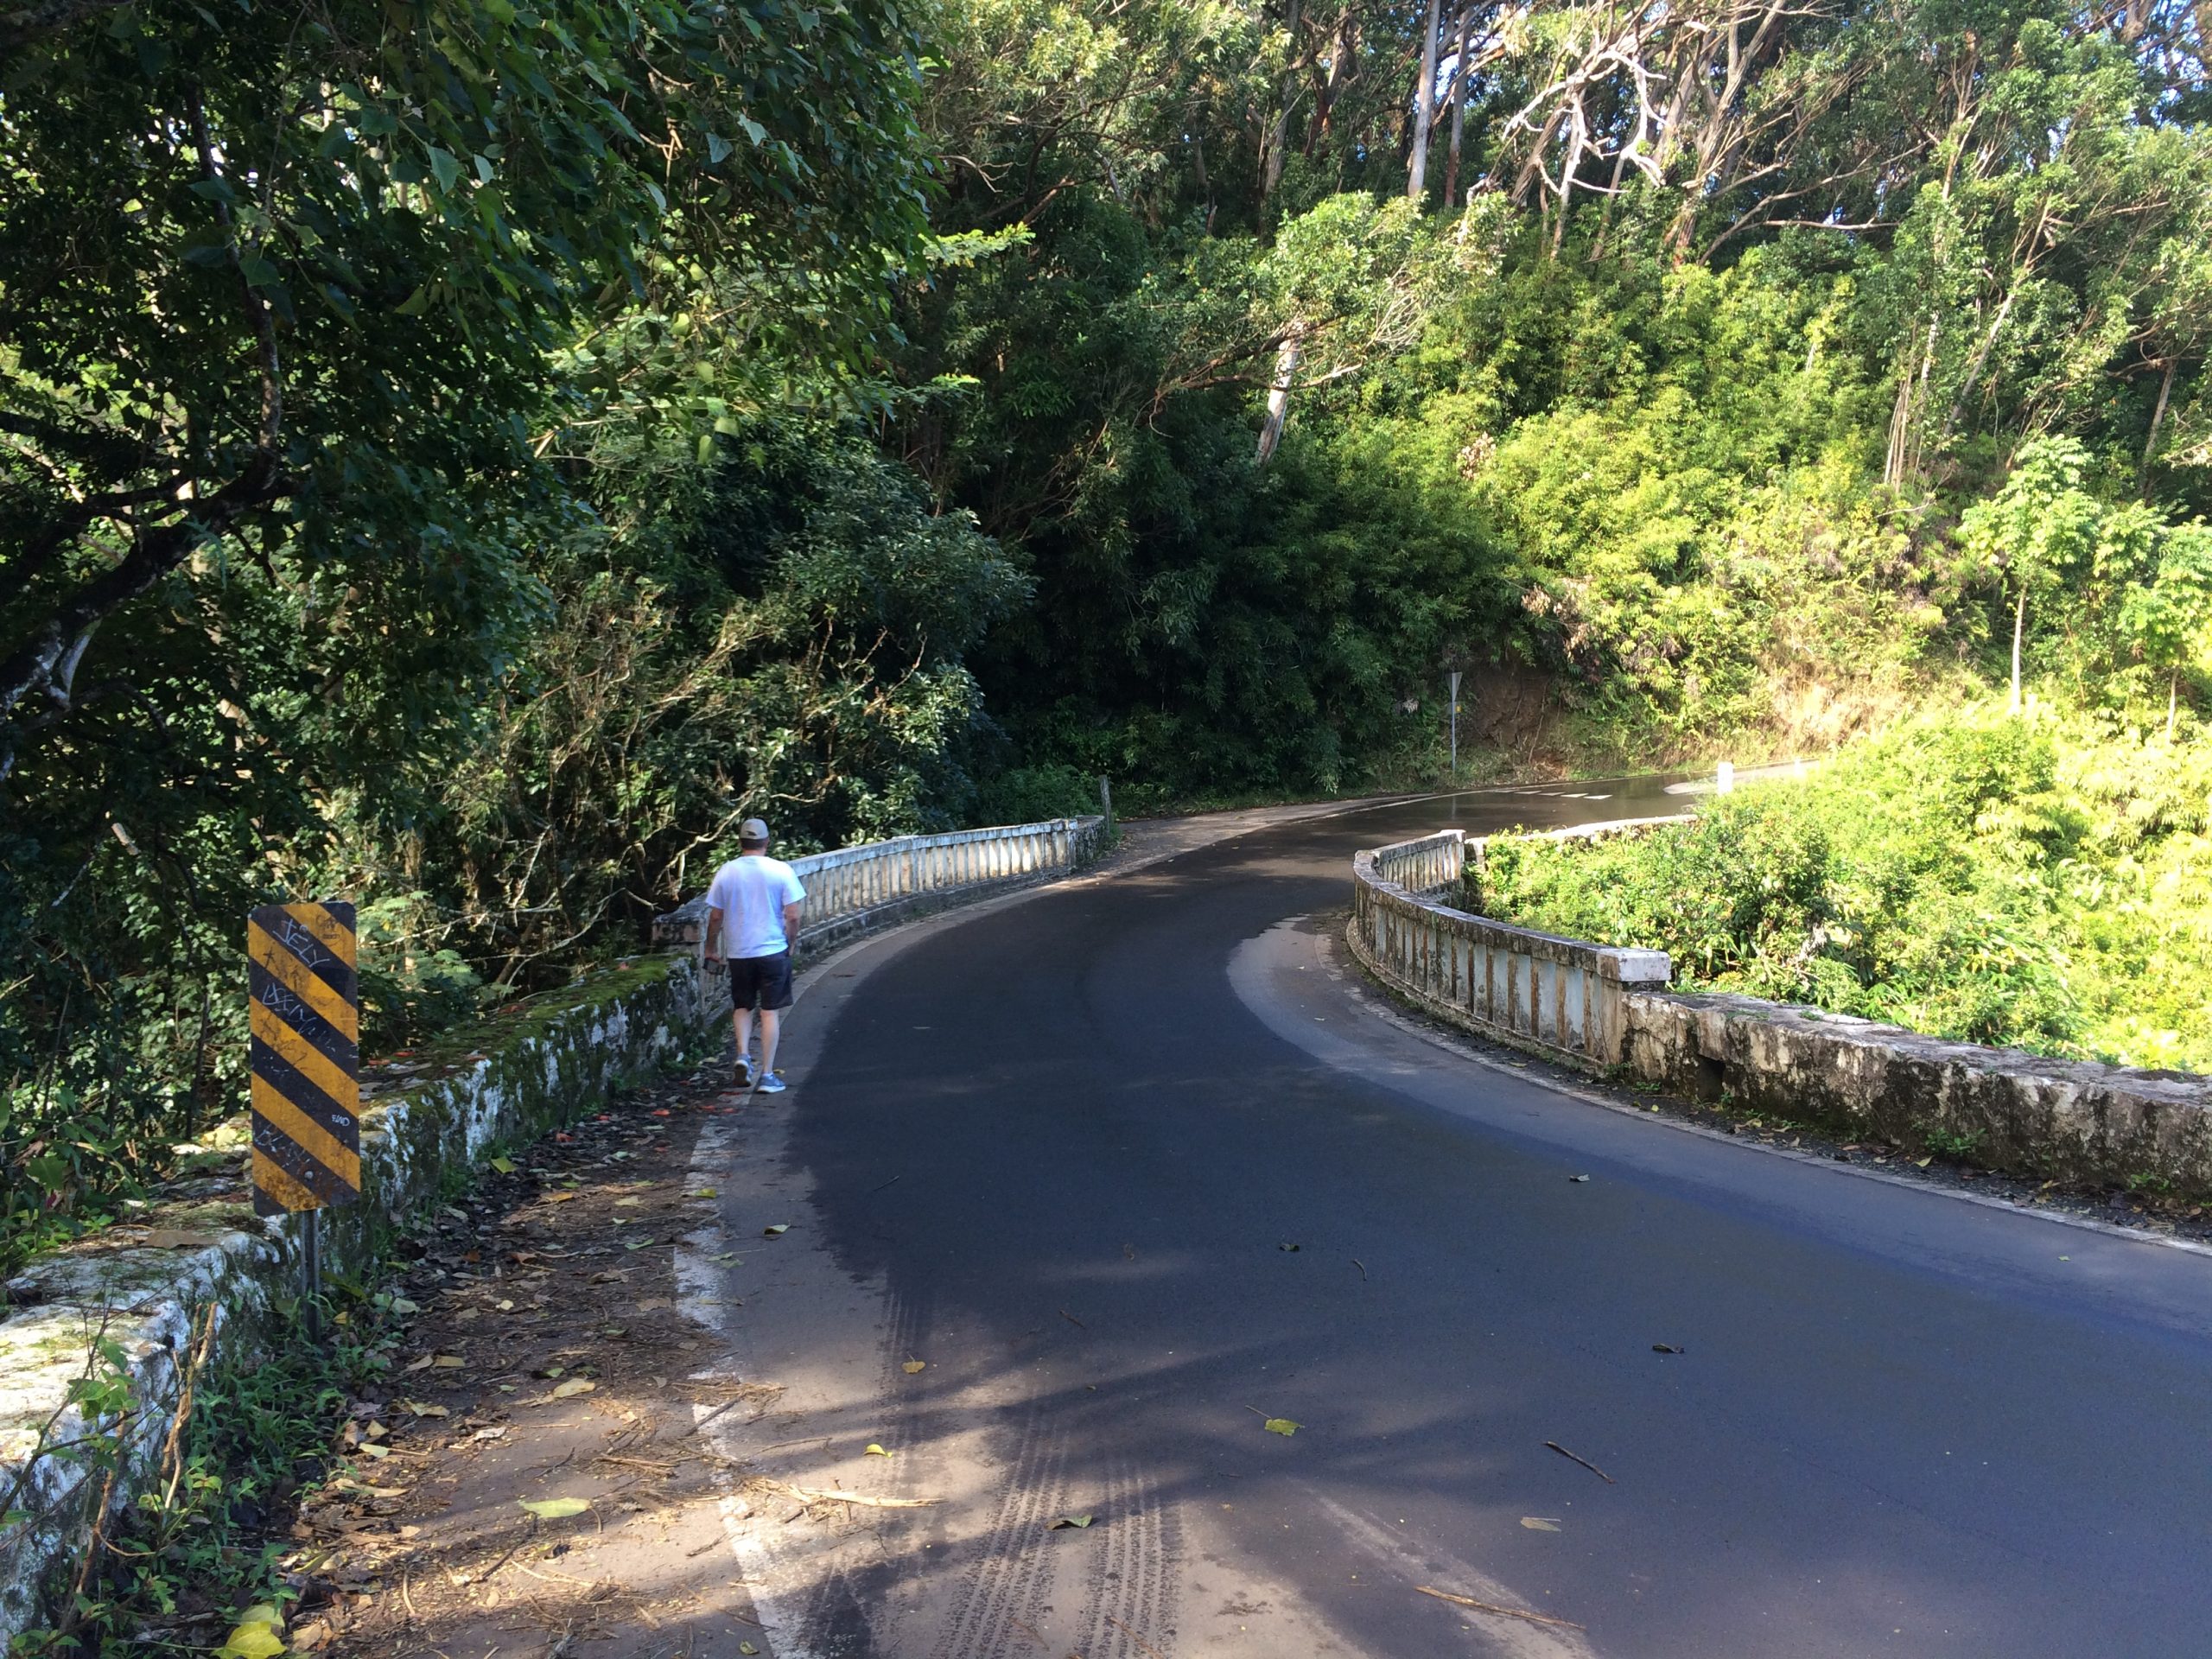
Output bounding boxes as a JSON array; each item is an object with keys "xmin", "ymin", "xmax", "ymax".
[
  {"xmin": 976, "ymin": 764, "xmax": 1106, "ymax": 826},
  {"xmin": 1471, "ymin": 702, "xmax": 2212, "ymax": 1068}
]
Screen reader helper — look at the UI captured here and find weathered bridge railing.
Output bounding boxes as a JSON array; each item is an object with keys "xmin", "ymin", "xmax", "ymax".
[
  {"xmin": 653, "ymin": 816, "xmax": 1109, "ymax": 959},
  {"xmin": 1350, "ymin": 822, "xmax": 1679, "ymax": 1069}
]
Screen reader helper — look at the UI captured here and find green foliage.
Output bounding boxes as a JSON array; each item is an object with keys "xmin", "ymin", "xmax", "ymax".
[
  {"xmin": 9, "ymin": 1305, "xmax": 395, "ymax": 1658},
  {"xmin": 1474, "ymin": 703, "xmax": 2212, "ymax": 1068},
  {"xmin": 405, "ymin": 419, "xmax": 1027, "ymax": 983},
  {"xmin": 0, "ymin": 0, "xmax": 932, "ymax": 1267}
]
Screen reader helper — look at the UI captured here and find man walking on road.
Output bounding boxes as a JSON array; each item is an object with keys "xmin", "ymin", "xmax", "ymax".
[{"xmin": 704, "ymin": 818, "xmax": 807, "ymax": 1094}]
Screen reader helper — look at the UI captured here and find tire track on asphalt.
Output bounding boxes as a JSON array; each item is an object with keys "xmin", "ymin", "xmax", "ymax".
[
  {"xmin": 1081, "ymin": 1459, "xmax": 1182, "ymax": 1659},
  {"xmin": 929, "ymin": 1402, "xmax": 1069, "ymax": 1659}
]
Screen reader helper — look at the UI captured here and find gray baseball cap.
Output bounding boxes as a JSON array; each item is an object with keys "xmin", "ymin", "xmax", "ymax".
[{"xmin": 739, "ymin": 817, "xmax": 771, "ymax": 842}]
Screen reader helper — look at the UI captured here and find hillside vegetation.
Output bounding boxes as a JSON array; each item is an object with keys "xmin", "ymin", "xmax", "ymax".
[
  {"xmin": 3, "ymin": 0, "xmax": 2209, "ymax": 1257},
  {"xmin": 1473, "ymin": 706, "xmax": 2212, "ymax": 1071}
]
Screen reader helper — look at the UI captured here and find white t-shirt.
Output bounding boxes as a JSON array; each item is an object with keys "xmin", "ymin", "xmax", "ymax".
[{"xmin": 705, "ymin": 855, "xmax": 807, "ymax": 959}]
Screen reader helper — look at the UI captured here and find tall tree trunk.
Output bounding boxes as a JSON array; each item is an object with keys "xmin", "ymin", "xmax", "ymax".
[
  {"xmin": 1314, "ymin": 13, "xmax": 1354, "ymax": 156},
  {"xmin": 1885, "ymin": 316, "xmax": 1940, "ymax": 487},
  {"xmin": 1257, "ymin": 334, "xmax": 1303, "ymax": 464},
  {"xmin": 1442, "ymin": 2, "xmax": 1475, "ymax": 207},
  {"xmin": 2144, "ymin": 354, "xmax": 2178, "ymax": 484},
  {"xmin": 1191, "ymin": 134, "xmax": 1215, "ymax": 231},
  {"xmin": 1406, "ymin": 0, "xmax": 1443, "ymax": 201},
  {"xmin": 2011, "ymin": 585, "xmax": 2027, "ymax": 714},
  {"xmin": 1264, "ymin": 0, "xmax": 1302, "ymax": 200}
]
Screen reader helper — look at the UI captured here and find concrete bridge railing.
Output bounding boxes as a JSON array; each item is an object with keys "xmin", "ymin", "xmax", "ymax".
[
  {"xmin": 1349, "ymin": 813, "xmax": 2212, "ymax": 1201},
  {"xmin": 653, "ymin": 816, "xmax": 1109, "ymax": 960},
  {"xmin": 1350, "ymin": 822, "xmax": 1679, "ymax": 1069}
]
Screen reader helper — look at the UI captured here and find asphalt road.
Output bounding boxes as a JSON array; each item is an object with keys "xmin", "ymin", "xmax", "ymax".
[{"xmin": 698, "ymin": 783, "xmax": 2212, "ymax": 1659}]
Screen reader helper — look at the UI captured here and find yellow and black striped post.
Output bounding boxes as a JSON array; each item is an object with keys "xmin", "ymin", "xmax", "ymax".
[{"xmin": 248, "ymin": 902, "xmax": 361, "ymax": 1332}]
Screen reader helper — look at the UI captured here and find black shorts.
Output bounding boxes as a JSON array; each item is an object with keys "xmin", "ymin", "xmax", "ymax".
[{"xmin": 727, "ymin": 950, "xmax": 794, "ymax": 1012}]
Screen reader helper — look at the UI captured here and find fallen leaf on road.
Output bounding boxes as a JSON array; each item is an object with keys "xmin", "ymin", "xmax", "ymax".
[
  {"xmin": 865, "ymin": 1442, "xmax": 893, "ymax": 1457},
  {"xmin": 689, "ymin": 1187, "xmax": 718, "ymax": 1198},
  {"xmin": 431, "ymin": 1355, "xmax": 466, "ymax": 1369},
  {"xmin": 903, "ymin": 1360, "xmax": 926, "ymax": 1374},
  {"xmin": 1050, "ymin": 1514, "xmax": 1095, "ymax": 1529},
  {"xmin": 551, "ymin": 1378, "xmax": 596, "ymax": 1399},
  {"xmin": 1916, "ymin": 1155, "xmax": 1934, "ymax": 1167},
  {"xmin": 741, "ymin": 1646, "xmax": 759, "ymax": 1656},
  {"xmin": 404, "ymin": 1355, "xmax": 435, "ymax": 1373},
  {"xmin": 1652, "ymin": 1343, "xmax": 1683, "ymax": 1354},
  {"xmin": 400, "ymin": 1401, "xmax": 448, "ymax": 1418},
  {"xmin": 1568, "ymin": 1174, "xmax": 1591, "ymax": 1183},
  {"xmin": 1277, "ymin": 1243, "xmax": 1301, "ymax": 1251},
  {"xmin": 1520, "ymin": 1516, "xmax": 1561, "ymax": 1532},
  {"xmin": 615, "ymin": 1197, "xmax": 643, "ymax": 1207},
  {"xmin": 489, "ymin": 1156, "xmax": 516, "ymax": 1175},
  {"xmin": 546, "ymin": 1192, "xmax": 581, "ymax": 1204},
  {"xmin": 764, "ymin": 1224, "xmax": 790, "ymax": 1236},
  {"xmin": 1263, "ymin": 1418, "xmax": 1300, "ymax": 1437},
  {"xmin": 518, "ymin": 1497, "xmax": 591, "ymax": 1520}
]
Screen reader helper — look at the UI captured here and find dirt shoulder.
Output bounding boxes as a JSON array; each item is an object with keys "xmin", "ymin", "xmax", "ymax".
[{"xmin": 303, "ymin": 1064, "xmax": 775, "ymax": 1659}]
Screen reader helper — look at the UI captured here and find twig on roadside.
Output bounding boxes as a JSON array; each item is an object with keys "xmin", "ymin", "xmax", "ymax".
[
  {"xmin": 1104, "ymin": 1611, "xmax": 1171, "ymax": 1658},
  {"xmin": 1058, "ymin": 1307, "xmax": 1086, "ymax": 1329},
  {"xmin": 868, "ymin": 1174, "xmax": 902, "ymax": 1194},
  {"xmin": 767, "ymin": 1481, "xmax": 937, "ymax": 1509},
  {"xmin": 158, "ymin": 1306, "xmax": 220, "ymax": 1510},
  {"xmin": 1352, "ymin": 1258, "xmax": 1368, "ymax": 1281},
  {"xmin": 476, "ymin": 1523, "xmax": 536, "ymax": 1584},
  {"xmin": 1416, "ymin": 1584, "xmax": 1585, "ymax": 1630},
  {"xmin": 1544, "ymin": 1440, "xmax": 1615, "ymax": 1484},
  {"xmin": 683, "ymin": 1395, "xmax": 747, "ymax": 1438}
]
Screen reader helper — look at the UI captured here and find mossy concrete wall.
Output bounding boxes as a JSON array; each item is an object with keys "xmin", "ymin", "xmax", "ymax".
[
  {"xmin": 1350, "ymin": 830, "xmax": 2212, "ymax": 1198},
  {"xmin": 0, "ymin": 955, "xmax": 727, "ymax": 1643},
  {"xmin": 1624, "ymin": 989, "xmax": 2212, "ymax": 1194}
]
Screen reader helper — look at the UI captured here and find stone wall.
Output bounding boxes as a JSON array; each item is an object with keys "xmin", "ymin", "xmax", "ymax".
[
  {"xmin": 0, "ymin": 956, "xmax": 725, "ymax": 1642},
  {"xmin": 1350, "ymin": 830, "xmax": 2212, "ymax": 1198},
  {"xmin": 1624, "ymin": 988, "xmax": 2212, "ymax": 1192}
]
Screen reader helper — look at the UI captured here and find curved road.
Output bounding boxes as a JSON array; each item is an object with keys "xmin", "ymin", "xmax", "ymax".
[{"xmin": 693, "ymin": 783, "xmax": 2212, "ymax": 1659}]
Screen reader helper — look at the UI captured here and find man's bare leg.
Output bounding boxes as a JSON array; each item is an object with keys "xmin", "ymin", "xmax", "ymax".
[
  {"xmin": 733, "ymin": 1004, "xmax": 756, "ymax": 1081},
  {"xmin": 759, "ymin": 1007, "xmax": 782, "ymax": 1079}
]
